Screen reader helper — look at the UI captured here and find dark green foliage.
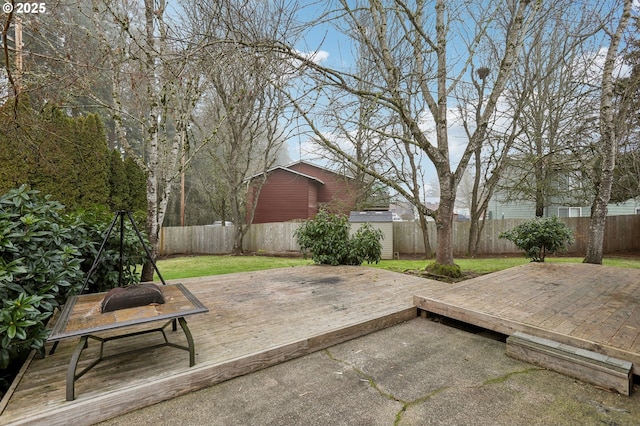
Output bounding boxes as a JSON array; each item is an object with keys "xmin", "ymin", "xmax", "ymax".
[
  {"xmin": 295, "ymin": 210, "xmax": 350, "ymax": 265},
  {"xmin": 0, "ymin": 98, "xmax": 43, "ymax": 193},
  {"xmin": 0, "ymin": 187, "xmax": 149, "ymax": 381},
  {"xmin": 346, "ymin": 223, "xmax": 384, "ymax": 265},
  {"xmin": 0, "ymin": 99, "xmax": 145, "ymax": 212},
  {"xmin": 108, "ymin": 151, "xmax": 147, "ymax": 212},
  {"xmin": 0, "ymin": 186, "xmax": 85, "ymax": 370},
  {"xmin": 74, "ymin": 114, "xmax": 111, "ymax": 206},
  {"xmin": 294, "ymin": 210, "xmax": 383, "ymax": 266},
  {"xmin": 123, "ymin": 157, "xmax": 147, "ymax": 212},
  {"xmin": 108, "ymin": 150, "xmax": 129, "ymax": 210},
  {"xmin": 75, "ymin": 208, "xmax": 148, "ymax": 293},
  {"xmin": 499, "ymin": 216, "xmax": 575, "ymax": 262}
]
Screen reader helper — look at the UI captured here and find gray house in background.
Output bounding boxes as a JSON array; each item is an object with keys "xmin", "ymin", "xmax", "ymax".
[
  {"xmin": 487, "ymin": 196, "xmax": 640, "ymax": 220},
  {"xmin": 484, "ymin": 156, "xmax": 640, "ymax": 220}
]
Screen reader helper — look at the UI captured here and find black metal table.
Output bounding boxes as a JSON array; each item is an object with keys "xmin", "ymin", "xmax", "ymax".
[{"xmin": 47, "ymin": 283, "xmax": 208, "ymax": 401}]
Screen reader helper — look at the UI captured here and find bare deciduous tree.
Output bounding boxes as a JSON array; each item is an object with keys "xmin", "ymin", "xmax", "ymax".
[
  {"xmin": 461, "ymin": 1, "xmax": 605, "ymax": 255},
  {"xmin": 186, "ymin": 0, "xmax": 300, "ymax": 254},
  {"xmin": 79, "ymin": 0, "xmax": 206, "ymax": 279},
  {"xmin": 498, "ymin": 5, "xmax": 608, "ymax": 214},
  {"xmin": 584, "ymin": 0, "xmax": 634, "ymax": 264},
  {"xmin": 277, "ymin": 0, "xmax": 537, "ymax": 267}
]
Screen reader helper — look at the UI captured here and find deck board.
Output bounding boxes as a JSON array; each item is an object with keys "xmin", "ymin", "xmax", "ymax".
[
  {"xmin": 4, "ymin": 262, "xmax": 640, "ymax": 425},
  {"xmin": 0, "ymin": 265, "xmax": 441, "ymax": 426},
  {"xmin": 414, "ymin": 262, "xmax": 640, "ymax": 376}
]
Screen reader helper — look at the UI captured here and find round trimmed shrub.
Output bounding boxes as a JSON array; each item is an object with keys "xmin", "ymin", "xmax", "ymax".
[
  {"xmin": 294, "ymin": 210, "xmax": 383, "ymax": 266},
  {"xmin": 499, "ymin": 216, "xmax": 574, "ymax": 262}
]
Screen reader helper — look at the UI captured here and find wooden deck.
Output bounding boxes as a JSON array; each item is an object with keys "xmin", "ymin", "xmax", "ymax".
[
  {"xmin": 3, "ymin": 262, "xmax": 640, "ymax": 425},
  {"xmin": 0, "ymin": 265, "xmax": 440, "ymax": 426},
  {"xmin": 414, "ymin": 262, "xmax": 640, "ymax": 375}
]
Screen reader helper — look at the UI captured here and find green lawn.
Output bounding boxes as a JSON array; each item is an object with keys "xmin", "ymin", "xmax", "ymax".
[
  {"xmin": 156, "ymin": 255, "xmax": 313, "ymax": 280},
  {"xmin": 375, "ymin": 256, "xmax": 640, "ymax": 275},
  {"xmin": 156, "ymin": 254, "xmax": 640, "ymax": 281}
]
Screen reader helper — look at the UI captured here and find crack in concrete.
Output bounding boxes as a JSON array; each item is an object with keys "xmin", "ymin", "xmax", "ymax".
[
  {"xmin": 324, "ymin": 349, "xmax": 546, "ymax": 425},
  {"xmin": 479, "ymin": 367, "xmax": 545, "ymax": 387},
  {"xmin": 324, "ymin": 349, "xmax": 448, "ymax": 425}
]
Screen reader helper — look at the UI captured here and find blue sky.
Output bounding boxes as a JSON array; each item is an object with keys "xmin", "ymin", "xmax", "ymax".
[
  {"xmin": 286, "ymin": 1, "xmax": 471, "ymax": 194},
  {"xmin": 284, "ymin": 0, "xmax": 639, "ymax": 204}
]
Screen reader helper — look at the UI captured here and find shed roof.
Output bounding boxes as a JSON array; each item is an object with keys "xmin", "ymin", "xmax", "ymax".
[{"xmin": 349, "ymin": 211, "xmax": 393, "ymax": 223}]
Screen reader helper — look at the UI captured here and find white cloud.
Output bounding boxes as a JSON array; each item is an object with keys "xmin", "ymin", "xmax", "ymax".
[
  {"xmin": 296, "ymin": 49, "xmax": 329, "ymax": 64},
  {"xmin": 578, "ymin": 47, "xmax": 633, "ymax": 86}
]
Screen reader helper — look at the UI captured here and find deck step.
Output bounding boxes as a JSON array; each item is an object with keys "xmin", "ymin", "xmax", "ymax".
[{"xmin": 506, "ymin": 332, "xmax": 633, "ymax": 395}]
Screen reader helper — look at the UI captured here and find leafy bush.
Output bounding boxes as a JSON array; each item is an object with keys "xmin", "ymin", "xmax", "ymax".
[
  {"xmin": 0, "ymin": 185, "xmax": 85, "ymax": 370},
  {"xmin": 499, "ymin": 216, "xmax": 574, "ymax": 262},
  {"xmin": 0, "ymin": 186, "xmax": 148, "ymax": 383},
  {"xmin": 346, "ymin": 223, "xmax": 384, "ymax": 265},
  {"xmin": 294, "ymin": 210, "xmax": 384, "ymax": 266}
]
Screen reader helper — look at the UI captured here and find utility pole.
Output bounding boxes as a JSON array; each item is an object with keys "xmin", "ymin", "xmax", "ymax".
[{"xmin": 180, "ymin": 153, "xmax": 185, "ymax": 226}]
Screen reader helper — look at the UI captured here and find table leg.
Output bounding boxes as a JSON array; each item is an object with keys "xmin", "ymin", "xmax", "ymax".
[
  {"xmin": 67, "ymin": 336, "xmax": 88, "ymax": 401},
  {"xmin": 49, "ymin": 340, "xmax": 59, "ymax": 355},
  {"xmin": 177, "ymin": 317, "xmax": 195, "ymax": 366}
]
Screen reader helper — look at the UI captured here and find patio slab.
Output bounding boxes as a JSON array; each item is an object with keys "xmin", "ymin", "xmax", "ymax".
[{"xmin": 96, "ymin": 318, "xmax": 640, "ymax": 426}]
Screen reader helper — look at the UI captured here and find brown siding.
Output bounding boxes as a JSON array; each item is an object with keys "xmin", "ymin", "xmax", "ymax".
[
  {"xmin": 251, "ymin": 169, "xmax": 319, "ymax": 224},
  {"xmin": 288, "ymin": 162, "xmax": 358, "ymax": 215},
  {"xmin": 308, "ymin": 184, "xmax": 318, "ymax": 218}
]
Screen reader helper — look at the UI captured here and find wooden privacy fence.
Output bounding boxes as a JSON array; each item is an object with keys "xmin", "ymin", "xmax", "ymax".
[{"xmin": 159, "ymin": 215, "xmax": 640, "ymax": 257}]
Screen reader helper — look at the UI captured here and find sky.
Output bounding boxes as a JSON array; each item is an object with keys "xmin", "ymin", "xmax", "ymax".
[
  {"xmin": 285, "ymin": 1, "xmax": 488, "ymax": 196},
  {"xmin": 285, "ymin": 0, "xmax": 639, "ymax": 205}
]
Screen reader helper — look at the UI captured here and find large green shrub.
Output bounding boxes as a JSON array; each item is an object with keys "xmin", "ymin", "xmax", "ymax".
[
  {"xmin": 0, "ymin": 186, "xmax": 148, "ymax": 388},
  {"xmin": 0, "ymin": 186, "xmax": 85, "ymax": 370},
  {"xmin": 346, "ymin": 223, "xmax": 384, "ymax": 265},
  {"xmin": 294, "ymin": 210, "xmax": 383, "ymax": 266},
  {"xmin": 499, "ymin": 216, "xmax": 574, "ymax": 262}
]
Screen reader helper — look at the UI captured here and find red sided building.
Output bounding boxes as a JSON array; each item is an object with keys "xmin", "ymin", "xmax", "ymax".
[{"xmin": 246, "ymin": 161, "xmax": 359, "ymax": 224}]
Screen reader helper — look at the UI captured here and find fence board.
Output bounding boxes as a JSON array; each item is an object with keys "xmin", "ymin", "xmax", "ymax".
[
  {"xmin": 159, "ymin": 215, "xmax": 640, "ymax": 257},
  {"xmin": 160, "ymin": 225, "xmax": 235, "ymax": 255},
  {"xmin": 243, "ymin": 222, "xmax": 302, "ymax": 253}
]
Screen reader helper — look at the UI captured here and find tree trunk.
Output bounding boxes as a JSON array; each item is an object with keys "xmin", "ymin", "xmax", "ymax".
[
  {"xmin": 140, "ymin": 0, "xmax": 162, "ymax": 282},
  {"xmin": 584, "ymin": 0, "xmax": 633, "ymax": 264},
  {"xmin": 232, "ymin": 225, "xmax": 245, "ymax": 255},
  {"xmin": 417, "ymin": 213, "xmax": 433, "ymax": 259},
  {"xmin": 468, "ymin": 212, "xmax": 480, "ymax": 256},
  {"xmin": 435, "ymin": 174, "xmax": 456, "ymax": 265},
  {"xmin": 584, "ymin": 197, "xmax": 608, "ymax": 264},
  {"xmin": 535, "ymin": 192, "xmax": 545, "ymax": 217},
  {"xmin": 467, "ymin": 144, "xmax": 482, "ymax": 256}
]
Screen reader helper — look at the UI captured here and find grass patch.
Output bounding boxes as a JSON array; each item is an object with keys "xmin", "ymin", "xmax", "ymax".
[
  {"xmin": 603, "ymin": 257, "xmax": 640, "ymax": 269},
  {"xmin": 374, "ymin": 256, "xmax": 640, "ymax": 275},
  {"xmin": 373, "ymin": 257, "xmax": 530, "ymax": 275},
  {"xmin": 156, "ymin": 255, "xmax": 312, "ymax": 280},
  {"xmin": 154, "ymin": 254, "xmax": 640, "ymax": 281}
]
